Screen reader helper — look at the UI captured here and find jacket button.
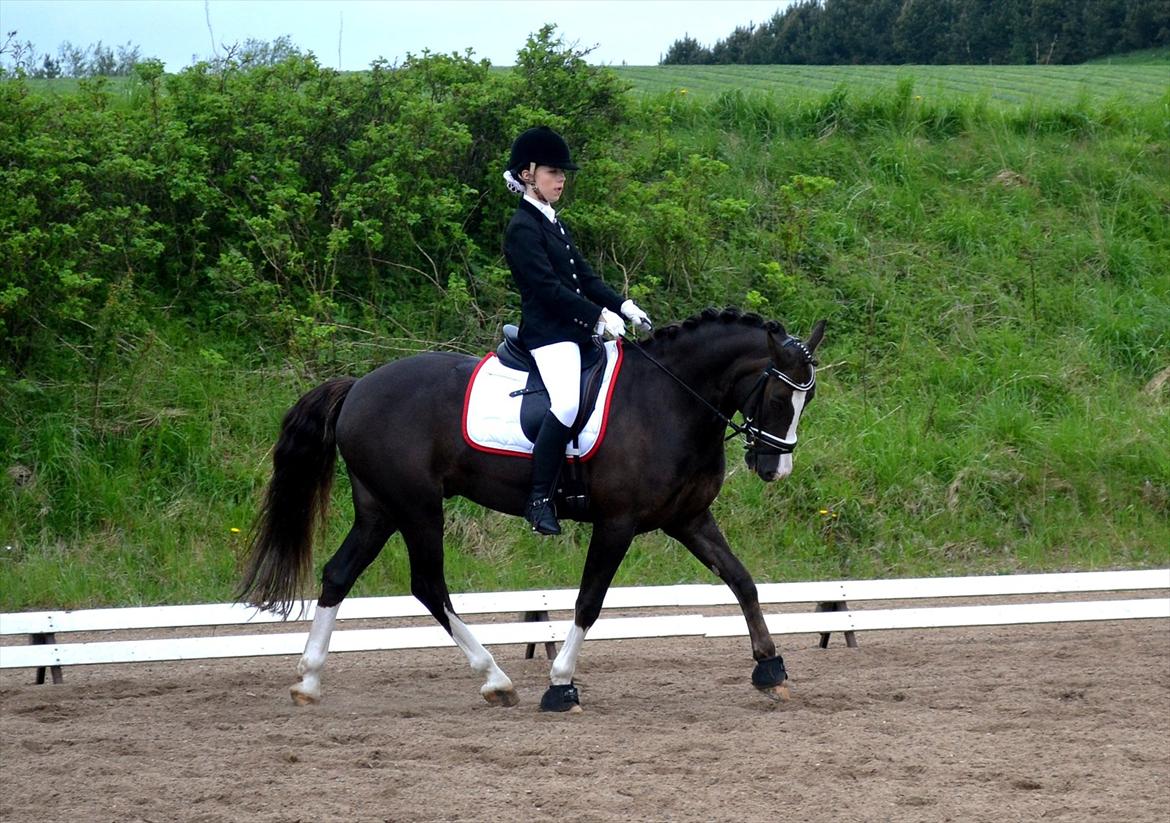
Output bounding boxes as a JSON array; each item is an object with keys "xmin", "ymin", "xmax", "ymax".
[
  {"xmin": 572, "ymin": 274, "xmax": 577, "ymax": 279},
  {"xmin": 569, "ymin": 258, "xmax": 574, "ymax": 263},
  {"xmin": 576, "ymin": 289, "xmax": 581, "ymax": 294},
  {"xmin": 565, "ymin": 245, "xmax": 570, "ymax": 250}
]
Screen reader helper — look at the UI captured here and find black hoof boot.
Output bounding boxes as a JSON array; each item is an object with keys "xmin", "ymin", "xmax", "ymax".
[
  {"xmin": 751, "ymin": 654, "xmax": 787, "ymax": 688},
  {"xmin": 752, "ymin": 654, "xmax": 791, "ymax": 701},
  {"xmin": 539, "ymin": 683, "xmax": 581, "ymax": 713},
  {"xmin": 525, "ymin": 497, "xmax": 561, "ymax": 535}
]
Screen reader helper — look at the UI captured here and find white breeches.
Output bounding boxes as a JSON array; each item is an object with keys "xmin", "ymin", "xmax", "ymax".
[{"xmin": 531, "ymin": 341, "xmax": 581, "ymax": 427}]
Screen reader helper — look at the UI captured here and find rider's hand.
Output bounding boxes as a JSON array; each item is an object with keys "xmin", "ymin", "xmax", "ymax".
[
  {"xmin": 595, "ymin": 308, "xmax": 627, "ymax": 339},
  {"xmin": 620, "ymin": 299, "xmax": 652, "ymax": 333}
]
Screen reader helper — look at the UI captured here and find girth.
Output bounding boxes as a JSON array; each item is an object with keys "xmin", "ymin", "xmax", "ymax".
[{"xmin": 495, "ymin": 325, "xmax": 608, "ymax": 442}]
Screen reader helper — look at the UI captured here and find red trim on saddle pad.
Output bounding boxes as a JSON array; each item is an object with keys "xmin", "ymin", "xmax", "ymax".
[{"xmin": 461, "ymin": 339, "xmax": 624, "ymax": 461}]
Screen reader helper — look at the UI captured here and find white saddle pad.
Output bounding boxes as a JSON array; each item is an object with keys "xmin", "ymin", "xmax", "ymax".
[{"xmin": 462, "ymin": 340, "xmax": 624, "ymax": 460}]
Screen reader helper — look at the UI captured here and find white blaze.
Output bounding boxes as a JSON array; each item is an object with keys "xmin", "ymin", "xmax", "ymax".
[{"xmin": 776, "ymin": 389, "xmax": 808, "ymax": 479}]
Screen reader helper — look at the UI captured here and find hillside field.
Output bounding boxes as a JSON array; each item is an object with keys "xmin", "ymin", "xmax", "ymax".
[
  {"xmin": 2, "ymin": 45, "xmax": 1167, "ymax": 611},
  {"xmin": 614, "ymin": 63, "xmax": 1169, "ymax": 105}
]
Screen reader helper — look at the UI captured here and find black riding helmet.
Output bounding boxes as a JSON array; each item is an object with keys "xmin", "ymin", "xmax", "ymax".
[{"xmin": 507, "ymin": 126, "xmax": 578, "ymax": 172}]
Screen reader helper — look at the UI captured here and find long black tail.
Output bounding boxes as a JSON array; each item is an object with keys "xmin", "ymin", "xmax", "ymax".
[{"xmin": 236, "ymin": 377, "xmax": 357, "ymax": 616}]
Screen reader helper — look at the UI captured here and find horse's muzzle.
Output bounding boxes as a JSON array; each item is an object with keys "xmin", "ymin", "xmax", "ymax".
[{"xmin": 746, "ymin": 451, "xmax": 792, "ymax": 482}]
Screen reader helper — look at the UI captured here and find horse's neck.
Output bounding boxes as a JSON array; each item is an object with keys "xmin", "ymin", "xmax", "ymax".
[{"xmin": 651, "ymin": 330, "xmax": 767, "ymax": 415}]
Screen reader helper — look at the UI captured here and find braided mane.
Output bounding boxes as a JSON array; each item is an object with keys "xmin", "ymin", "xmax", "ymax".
[{"xmin": 644, "ymin": 306, "xmax": 785, "ymax": 349}]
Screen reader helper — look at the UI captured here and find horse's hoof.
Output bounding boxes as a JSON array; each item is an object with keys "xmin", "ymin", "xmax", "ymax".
[
  {"xmin": 539, "ymin": 683, "xmax": 581, "ymax": 713},
  {"xmin": 289, "ymin": 685, "xmax": 320, "ymax": 706},
  {"xmin": 482, "ymin": 687, "xmax": 520, "ymax": 708},
  {"xmin": 761, "ymin": 681, "xmax": 791, "ymax": 702}
]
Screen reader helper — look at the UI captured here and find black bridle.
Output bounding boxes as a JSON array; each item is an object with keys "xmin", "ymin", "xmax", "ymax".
[{"xmin": 622, "ymin": 335, "xmax": 817, "ymax": 458}]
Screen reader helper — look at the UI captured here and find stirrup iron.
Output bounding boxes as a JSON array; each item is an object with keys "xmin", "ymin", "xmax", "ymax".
[{"xmin": 525, "ymin": 496, "xmax": 561, "ymax": 535}]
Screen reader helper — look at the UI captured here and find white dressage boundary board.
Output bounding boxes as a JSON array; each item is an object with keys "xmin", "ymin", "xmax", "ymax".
[
  {"xmin": 2, "ymin": 599, "xmax": 1167, "ymax": 670},
  {"xmin": 1, "ymin": 569, "xmax": 1166, "ymax": 671},
  {"xmin": 3, "ymin": 569, "xmax": 1165, "ymax": 635}
]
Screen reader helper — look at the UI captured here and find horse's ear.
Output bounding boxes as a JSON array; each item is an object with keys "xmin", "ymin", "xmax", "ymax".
[
  {"xmin": 806, "ymin": 319, "xmax": 826, "ymax": 353},
  {"xmin": 767, "ymin": 329, "xmax": 785, "ymax": 364}
]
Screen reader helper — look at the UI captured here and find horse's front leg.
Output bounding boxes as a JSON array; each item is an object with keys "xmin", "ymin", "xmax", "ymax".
[
  {"xmin": 541, "ymin": 520, "xmax": 635, "ymax": 713},
  {"xmin": 664, "ymin": 509, "xmax": 790, "ymax": 701}
]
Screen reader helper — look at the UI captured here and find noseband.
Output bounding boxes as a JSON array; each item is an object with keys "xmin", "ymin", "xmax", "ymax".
[{"xmin": 737, "ymin": 339, "xmax": 817, "ymax": 458}]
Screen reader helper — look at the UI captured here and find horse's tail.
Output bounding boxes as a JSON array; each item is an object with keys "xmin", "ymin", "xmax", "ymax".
[{"xmin": 236, "ymin": 376, "xmax": 357, "ymax": 617}]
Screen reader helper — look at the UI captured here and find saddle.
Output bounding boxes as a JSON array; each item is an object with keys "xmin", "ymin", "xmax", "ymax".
[{"xmin": 495, "ymin": 325, "xmax": 609, "ymax": 442}]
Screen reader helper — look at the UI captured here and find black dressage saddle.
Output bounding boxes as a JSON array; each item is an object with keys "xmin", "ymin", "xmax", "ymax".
[{"xmin": 495, "ymin": 324, "xmax": 609, "ymax": 443}]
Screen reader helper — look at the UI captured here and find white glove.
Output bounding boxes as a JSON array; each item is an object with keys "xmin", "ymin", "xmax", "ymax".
[
  {"xmin": 595, "ymin": 308, "xmax": 626, "ymax": 339},
  {"xmin": 620, "ymin": 299, "xmax": 652, "ymax": 333}
]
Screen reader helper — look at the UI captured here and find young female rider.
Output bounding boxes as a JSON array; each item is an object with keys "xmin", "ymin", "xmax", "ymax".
[{"xmin": 503, "ymin": 126, "xmax": 651, "ymax": 536}]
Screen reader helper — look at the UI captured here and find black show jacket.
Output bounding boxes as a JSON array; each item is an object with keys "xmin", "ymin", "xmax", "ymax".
[{"xmin": 504, "ymin": 198, "xmax": 625, "ymax": 349}]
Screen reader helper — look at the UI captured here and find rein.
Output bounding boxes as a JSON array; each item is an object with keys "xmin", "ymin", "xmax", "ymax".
[{"xmin": 621, "ymin": 335, "xmax": 816, "ymax": 457}]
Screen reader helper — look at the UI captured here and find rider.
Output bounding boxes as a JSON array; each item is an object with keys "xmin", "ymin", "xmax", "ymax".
[{"xmin": 503, "ymin": 125, "xmax": 651, "ymax": 536}]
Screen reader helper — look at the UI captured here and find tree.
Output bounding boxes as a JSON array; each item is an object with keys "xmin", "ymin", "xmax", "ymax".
[
  {"xmin": 772, "ymin": 1, "xmax": 821, "ymax": 63},
  {"xmin": 115, "ymin": 42, "xmax": 142, "ymax": 75},
  {"xmin": 661, "ymin": 35, "xmax": 712, "ymax": 65},
  {"xmin": 954, "ymin": 0, "xmax": 1024, "ymax": 64},
  {"xmin": 814, "ymin": 0, "xmax": 898, "ymax": 64},
  {"xmin": 710, "ymin": 24, "xmax": 756, "ymax": 64},
  {"xmin": 36, "ymin": 53, "xmax": 62, "ymax": 78},
  {"xmin": 1124, "ymin": 0, "xmax": 1170, "ymax": 51},
  {"xmin": 57, "ymin": 41, "xmax": 87, "ymax": 76},
  {"xmin": 894, "ymin": 0, "xmax": 959, "ymax": 63},
  {"xmin": 653, "ymin": 0, "xmax": 1170, "ymax": 66}
]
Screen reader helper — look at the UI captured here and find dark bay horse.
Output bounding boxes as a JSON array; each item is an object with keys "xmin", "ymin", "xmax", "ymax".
[{"xmin": 238, "ymin": 307, "xmax": 825, "ymax": 711}]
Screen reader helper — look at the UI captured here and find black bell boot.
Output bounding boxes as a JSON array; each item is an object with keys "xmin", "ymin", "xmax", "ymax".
[{"xmin": 525, "ymin": 412, "xmax": 573, "ymax": 535}]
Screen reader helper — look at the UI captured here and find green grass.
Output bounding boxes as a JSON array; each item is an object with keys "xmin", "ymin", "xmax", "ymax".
[
  {"xmin": 613, "ymin": 64, "xmax": 1170, "ymax": 106},
  {"xmin": 1086, "ymin": 46, "xmax": 1170, "ymax": 64}
]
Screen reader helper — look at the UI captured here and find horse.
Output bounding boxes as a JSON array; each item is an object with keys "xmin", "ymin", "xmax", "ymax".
[{"xmin": 237, "ymin": 307, "xmax": 826, "ymax": 712}]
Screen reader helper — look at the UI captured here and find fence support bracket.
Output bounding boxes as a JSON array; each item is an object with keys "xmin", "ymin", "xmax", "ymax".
[
  {"xmin": 521, "ymin": 610, "xmax": 557, "ymax": 660},
  {"xmin": 31, "ymin": 632, "xmax": 64, "ymax": 684},
  {"xmin": 815, "ymin": 601, "xmax": 859, "ymax": 648}
]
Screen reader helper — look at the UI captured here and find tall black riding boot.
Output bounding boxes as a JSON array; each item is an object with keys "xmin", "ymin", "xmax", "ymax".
[{"xmin": 526, "ymin": 412, "xmax": 573, "ymax": 535}]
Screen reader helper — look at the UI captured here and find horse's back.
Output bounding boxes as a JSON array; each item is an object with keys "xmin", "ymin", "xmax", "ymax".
[
  {"xmin": 334, "ymin": 351, "xmax": 476, "ymax": 460},
  {"xmin": 343, "ymin": 351, "xmax": 474, "ymax": 418}
]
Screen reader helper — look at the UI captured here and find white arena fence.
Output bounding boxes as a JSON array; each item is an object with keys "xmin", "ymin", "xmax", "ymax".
[{"xmin": 1, "ymin": 569, "xmax": 1167, "ymax": 684}]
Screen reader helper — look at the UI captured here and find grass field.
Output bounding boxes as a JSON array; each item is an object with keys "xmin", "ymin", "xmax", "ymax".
[
  {"xmin": 21, "ymin": 60, "xmax": 1170, "ymax": 109},
  {"xmin": 613, "ymin": 63, "xmax": 1170, "ymax": 105}
]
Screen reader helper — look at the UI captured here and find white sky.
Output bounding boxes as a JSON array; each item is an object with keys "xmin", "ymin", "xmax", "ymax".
[{"xmin": 2, "ymin": 0, "xmax": 792, "ymax": 70}]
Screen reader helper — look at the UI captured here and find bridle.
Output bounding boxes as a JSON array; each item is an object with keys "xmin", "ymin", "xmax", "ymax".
[
  {"xmin": 734, "ymin": 338, "xmax": 817, "ymax": 457},
  {"xmin": 623, "ymin": 335, "xmax": 817, "ymax": 459}
]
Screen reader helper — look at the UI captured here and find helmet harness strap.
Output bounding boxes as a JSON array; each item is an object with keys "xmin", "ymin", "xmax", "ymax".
[{"xmin": 526, "ymin": 161, "xmax": 551, "ymax": 205}]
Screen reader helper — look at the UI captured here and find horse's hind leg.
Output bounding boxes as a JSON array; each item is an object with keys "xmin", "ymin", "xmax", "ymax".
[
  {"xmin": 291, "ymin": 484, "xmax": 396, "ymax": 705},
  {"xmin": 664, "ymin": 508, "xmax": 789, "ymax": 701},
  {"xmin": 399, "ymin": 506, "xmax": 518, "ymax": 707}
]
